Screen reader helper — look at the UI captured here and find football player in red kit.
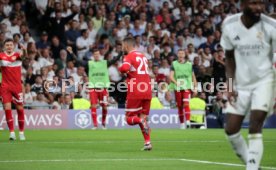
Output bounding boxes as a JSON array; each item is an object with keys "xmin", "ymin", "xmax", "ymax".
[
  {"xmin": 119, "ymin": 37, "xmax": 152, "ymax": 151},
  {"xmin": 0, "ymin": 39, "xmax": 27, "ymax": 140}
]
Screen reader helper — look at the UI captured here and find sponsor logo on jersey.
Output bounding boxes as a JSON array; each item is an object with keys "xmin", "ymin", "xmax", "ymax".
[{"xmin": 234, "ymin": 35, "xmax": 240, "ymax": 41}]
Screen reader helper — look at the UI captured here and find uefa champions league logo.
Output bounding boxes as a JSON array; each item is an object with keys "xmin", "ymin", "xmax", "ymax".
[{"xmin": 75, "ymin": 111, "xmax": 91, "ymax": 129}]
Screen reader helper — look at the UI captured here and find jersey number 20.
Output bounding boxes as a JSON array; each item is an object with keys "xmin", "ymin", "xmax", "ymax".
[{"xmin": 136, "ymin": 57, "xmax": 149, "ymax": 75}]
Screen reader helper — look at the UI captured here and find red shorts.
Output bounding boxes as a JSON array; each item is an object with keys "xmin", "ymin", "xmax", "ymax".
[
  {"xmin": 175, "ymin": 90, "xmax": 191, "ymax": 108},
  {"xmin": 89, "ymin": 88, "xmax": 108, "ymax": 106},
  {"xmin": 1, "ymin": 85, "xmax": 23, "ymax": 105},
  {"xmin": 125, "ymin": 99, "xmax": 151, "ymax": 116}
]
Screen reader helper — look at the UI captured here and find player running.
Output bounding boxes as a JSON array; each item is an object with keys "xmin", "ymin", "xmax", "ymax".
[
  {"xmin": 170, "ymin": 49, "xmax": 197, "ymax": 129},
  {"xmin": 221, "ymin": 0, "xmax": 276, "ymax": 169},
  {"xmin": 119, "ymin": 37, "xmax": 152, "ymax": 151},
  {"xmin": 0, "ymin": 38, "xmax": 27, "ymax": 140},
  {"xmin": 88, "ymin": 48, "xmax": 121, "ymax": 130}
]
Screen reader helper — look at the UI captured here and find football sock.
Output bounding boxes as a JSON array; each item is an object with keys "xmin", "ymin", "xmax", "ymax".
[
  {"xmin": 102, "ymin": 109, "xmax": 107, "ymax": 126},
  {"xmin": 139, "ymin": 123, "xmax": 150, "ymax": 144},
  {"xmin": 227, "ymin": 132, "xmax": 248, "ymax": 164},
  {"xmin": 246, "ymin": 134, "xmax": 263, "ymax": 170},
  {"xmin": 17, "ymin": 109, "xmax": 25, "ymax": 132},
  {"xmin": 184, "ymin": 105, "xmax": 191, "ymax": 122},
  {"xmin": 91, "ymin": 108, "xmax": 98, "ymax": 127},
  {"xmin": 126, "ymin": 116, "xmax": 141, "ymax": 126},
  {"xmin": 5, "ymin": 110, "xmax": 14, "ymax": 132},
  {"xmin": 178, "ymin": 108, "xmax": 184, "ymax": 124}
]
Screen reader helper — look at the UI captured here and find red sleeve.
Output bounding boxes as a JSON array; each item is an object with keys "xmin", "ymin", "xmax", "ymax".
[
  {"xmin": 15, "ymin": 52, "xmax": 21, "ymax": 60},
  {"xmin": 119, "ymin": 55, "xmax": 132, "ymax": 73}
]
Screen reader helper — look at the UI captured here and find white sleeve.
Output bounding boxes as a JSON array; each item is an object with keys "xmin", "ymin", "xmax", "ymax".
[
  {"xmin": 272, "ymin": 28, "xmax": 276, "ymax": 52},
  {"xmin": 220, "ymin": 26, "xmax": 234, "ymax": 50}
]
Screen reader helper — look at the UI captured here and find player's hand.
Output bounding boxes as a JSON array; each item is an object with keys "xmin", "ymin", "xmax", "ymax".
[
  {"xmin": 192, "ymin": 89, "xmax": 198, "ymax": 98},
  {"xmin": 227, "ymin": 90, "xmax": 238, "ymax": 106}
]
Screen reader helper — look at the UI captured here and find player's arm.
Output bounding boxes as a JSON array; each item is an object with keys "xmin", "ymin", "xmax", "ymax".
[
  {"xmin": 169, "ymin": 71, "xmax": 177, "ymax": 85},
  {"xmin": 225, "ymin": 50, "xmax": 236, "ymax": 83},
  {"xmin": 192, "ymin": 72, "xmax": 198, "ymax": 95},
  {"xmin": 119, "ymin": 56, "xmax": 131, "ymax": 73},
  {"xmin": 18, "ymin": 44, "xmax": 28, "ymax": 60}
]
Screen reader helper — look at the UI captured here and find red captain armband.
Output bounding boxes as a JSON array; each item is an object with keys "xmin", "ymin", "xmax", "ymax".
[{"xmin": 119, "ymin": 62, "xmax": 131, "ymax": 73}]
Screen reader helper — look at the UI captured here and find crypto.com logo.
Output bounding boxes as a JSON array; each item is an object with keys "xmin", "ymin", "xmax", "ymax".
[{"xmin": 75, "ymin": 111, "xmax": 91, "ymax": 129}]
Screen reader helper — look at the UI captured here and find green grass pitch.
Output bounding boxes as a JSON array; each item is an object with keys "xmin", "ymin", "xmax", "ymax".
[{"xmin": 0, "ymin": 129, "xmax": 275, "ymax": 170}]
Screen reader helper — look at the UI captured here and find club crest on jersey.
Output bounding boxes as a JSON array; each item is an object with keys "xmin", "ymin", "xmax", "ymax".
[
  {"xmin": 11, "ymin": 56, "xmax": 16, "ymax": 60},
  {"xmin": 257, "ymin": 31, "xmax": 263, "ymax": 40}
]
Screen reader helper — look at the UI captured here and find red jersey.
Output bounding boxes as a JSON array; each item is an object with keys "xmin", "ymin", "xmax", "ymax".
[
  {"xmin": 119, "ymin": 50, "xmax": 152, "ymax": 99},
  {"xmin": 0, "ymin": 52, "xmax": 22, "ymax": 88}
]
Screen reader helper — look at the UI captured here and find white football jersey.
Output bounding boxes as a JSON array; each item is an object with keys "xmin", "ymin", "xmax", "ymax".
[{"xmin": 221, "ymin": 13, "xmax": 276, "ymax": 89}]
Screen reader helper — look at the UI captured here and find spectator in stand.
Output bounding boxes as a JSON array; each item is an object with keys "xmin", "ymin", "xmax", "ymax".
[
  {"xmin": 212, "ymin": 50, "xmax": 226, "ymax": 87},
  {"xmin": 65, "ymin": 20, "xmax": 81, "ymax": 53},
  {"xmin": 44, "ymin": 3, "xmax": 79, "ymax": 43},
  {"xmin": 158, "ymin": 59, "xmax": 170, "ymax": 77},
  {"xmin": 31, "ymin": 92, "xmax": 50, "ymax": 109},
  {"xmin": 199, "ymin": 34, "xmax": 216, "ymax": 53},
  {"xmin": 24, "ymin": 83, "xmax": 37, "ymax": 108},
  {"xmin": 36, "ymin": 31, "xmax": 51, "ymax": 50},
  {"xmin": 193, "ymin": 27, "xmax": 207, "ymax": 49},
  {"xmin": 160, "ymin": 43, "xmax": 174, "ymax": 60},
  {"xmin": 21, "ymin": 32, "xmax": 35, "ymax": 48},
  {"xmin": 31, "ymin": 76, "xmax": 44, "ymax": 93},
  {"xmin": 71, "ymin": 66, "xmax": 86, "ymax": 84},
  {"xmin": 129, "ymin": 19, "xmax": 145, "ymax": 36},
  {"xmin": 51, "ymin": 36, "xmax": 66, "ymax": 60},
  {"xmin": 55, "ymin": 49, "xmax": 68, "ymax": 71},
  {"xmin": 63, "ymin": 94, "xmax": 72, "ymax": 109},
  {"xmin": 25, "ymin": 67, "xmax": 36, "ymax": 85},
  {"xmin": 76, "ymin": 29, "xmax": 92, "ymax": 60}
]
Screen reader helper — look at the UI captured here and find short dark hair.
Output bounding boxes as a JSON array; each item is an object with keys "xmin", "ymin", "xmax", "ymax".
[
  {"xmin": 4, "ymin": 38, "xmax": 14, "ymax": 44},
  {"xmin": 92, "ymin": 48, "xmax": 100, "ymax": 53},
  {"xmin": 178, "ymin": 48, "xmax": 185, "ymax": 52},
  {"xmin": 123, "ymin": 37, "xmax": 136, "ymax": 47}
]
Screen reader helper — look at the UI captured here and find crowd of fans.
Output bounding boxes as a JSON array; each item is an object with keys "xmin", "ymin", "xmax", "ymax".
[{"xmin": 0, "ymin": 0, "xmax": 275, "ymax": 111}]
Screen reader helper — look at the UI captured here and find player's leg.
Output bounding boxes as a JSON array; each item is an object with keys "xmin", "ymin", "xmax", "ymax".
[
  {"xmin": 139, "ymin": 99, "xmax": 152, "ymax": 151},
  {"xmin": 175, "ymin": 90, "xmax": 185, "ymax": 129},
  {"xmin": 2, "ymin": 88, "xmax": 15, "ymax": 140},
  {"xmin": 125, "ymin": 100, "xmax": 143, "ymax": 126},
  {"xmin": 100, "ymin": 89, "xmax": 108, "ymax": 129},
  {"xmin": 13, "ymin": 90, "xmax": 25, "ymax": 140},
  {"xmin": 225, "ymin": 113, "xmax": 247, "ymax": 164},
  {"xmin": 89, "ymin": 89, "xmax": 98, "ymax": 129},
  {"xmin": 246, "ymin": 110, "xmax": 266, "ymax": 170},
  {"xmin": 183, "ymin": 90, "xmax": 191, "ymax": 128},
  {"xmin": 225, "ymin": 90, "xmax": 251, "ymax": 164},
  {"xmin": 246, "ymin": 83, "xmax": 273, "ymax": 170}
]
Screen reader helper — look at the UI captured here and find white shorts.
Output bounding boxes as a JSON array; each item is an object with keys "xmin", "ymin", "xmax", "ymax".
[{"xmin": 225, "ymin": 82, "xmax": 275, "ymax": 116}]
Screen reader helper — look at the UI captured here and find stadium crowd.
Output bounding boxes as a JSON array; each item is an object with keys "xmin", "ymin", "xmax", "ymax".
[{"xmin": 0, "ymin": 0, "xmax": 275, "ymax": 112}]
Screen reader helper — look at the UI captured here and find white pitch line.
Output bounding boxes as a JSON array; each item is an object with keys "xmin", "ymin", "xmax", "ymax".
[
  {"xmin": 0, "ymin": 140, "xmax": 225, "ymax": 144},
  {"xmin": 0, "ymin": 158, "xmax": 275, "ymax": 170},
  {"xmin": 179, "ymin": 159, "xmax": 276, "ymax": 170},
  {"xmin": 1, "ymin": 140, "xmax": 275, "ymax": 145}
]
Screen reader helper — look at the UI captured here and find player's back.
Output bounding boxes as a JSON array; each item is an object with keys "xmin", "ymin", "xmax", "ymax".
[
  {"xmin": 124, "ymin": 50, "xmax": 152, "ymax": 99},
  {"xmin": 0, "ymin": 52, "xmax": 22, "ymax": 87}
]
